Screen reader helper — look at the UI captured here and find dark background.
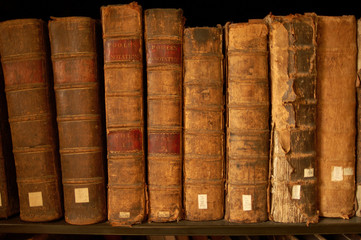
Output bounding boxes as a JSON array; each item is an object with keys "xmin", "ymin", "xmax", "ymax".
[{"xmin": 0, "ymin": 0, "xmax": 360, "ymax": 27}]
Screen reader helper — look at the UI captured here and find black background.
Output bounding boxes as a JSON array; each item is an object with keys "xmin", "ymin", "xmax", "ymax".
[{"xmin": 0, "ymin": 0, "xmax": 360, "ymax": 27}]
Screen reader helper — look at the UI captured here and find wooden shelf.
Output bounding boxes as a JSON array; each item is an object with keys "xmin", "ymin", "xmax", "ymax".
[{"xmin": 1, "ymin": 216, "xmax": 361, "ymax": 236}]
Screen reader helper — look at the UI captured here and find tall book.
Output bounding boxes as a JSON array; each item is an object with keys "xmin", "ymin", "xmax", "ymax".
[
  {"xmin": 0, "ymin": 19, "xmax": 63, "ymax": 222},
  {"xmin": 183, "ymin": 26, "xmax": 224, "ymax": 221},
  {"xmin": 101, "ymin": 2, "xmax": 146, "ymax": 225},
  {"xmin": 145, "ymin": 8, "xmax": 184, "ymax": 222},
  {"xmin": 356, "ymin": 18, "xmax": 361, "ymax": 217},
  {"xmin": 316, "ymin": 15, "xmax": 357, "ymax": 218},
  {"xmin": 0, "ymin": 63, "xmax": 19, "ymax": 218},
  {"xmin": 224, "ymin": 20, "xmax": 269, "ymax": 223},
  {"xmin": 265, "ymin": 13, "xmax": 318, "ymax": 223},
  {"xmin": 48, "ymin": 17, "xmax": 107, "ymax": 225}
]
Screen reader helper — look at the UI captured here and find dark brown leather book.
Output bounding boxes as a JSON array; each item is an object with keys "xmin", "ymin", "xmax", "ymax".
[
  {"xmin": 0, "ymin": 18, "xmax": 63, "ymax": 222},
  {"xmin": 356, "ymin": 18, "xmax": 361, "ymax": 217},
  {"xmin": 48, "ymin": 16, "xmax": 107, "ymax": 225},
  {"xmin": 183, "ymin": 26, "xmax": 224, "ymax": 221},
  {"xmin": 101, "ymin": 2, "xmax": 146, "ymax": 226},
  {"xmin": 0, "ymin": 63, "xmax": 19, "ymax": 219},
  {"xmin": 145, "ymin": 8, "xmax": 185, "ymax": 222},
  {"xmin": 265, "ymin": 13, "xmax": 318, "ymax": 223},
  {"xmin": 224, "ymin": 20, "xmax": 269, "ymax": 223},
  {"xmin": 316, "ymin": 15, "xmax": 357, "ymax": 219}
]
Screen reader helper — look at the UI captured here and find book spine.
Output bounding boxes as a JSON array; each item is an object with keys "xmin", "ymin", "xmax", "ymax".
[
  {"xmin": 0, "ymin": 19, "xmax": 63, "ymax": 222},
  {"xmin": 317, "ymin": 15, "xmax": 357, "ymax": 218},
  {"xmin": 0, "ymin": 63, "xmax": 19, "ymax": 218},
  {"xmin": 356, "ymin": 18, "xmax": 361, "ymax": 217},
  {"xmin": 101, "ymin": 2, "xmax": 146, "ymax": 226},
  {"xmin": 48, "ymin": 17, "xmax": 107, "ymax": 225},
  {"xmin": 266, "ymin": 14, "xmax": 318, "ymax": 223},
  {"xmin": 145, "ymin": 8, "xmax": 184, "ymax": 222},
  {"xmin": 183, "ymin": 26, "xmax": 224, "ymax": 221},
  {"xmin": 225, "ymin": 21, "xmax": 269, "ymax": 223}
]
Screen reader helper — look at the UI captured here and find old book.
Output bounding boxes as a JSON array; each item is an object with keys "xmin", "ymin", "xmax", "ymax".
[
  {"xmin": 0, "ymin": 19, "xmax": 63, "ymax": 222},
  {"xmin": 316, "ymin": 15, "xmax": 357, "ymax": 218},
  {"xmin": 145, "ymin": 8, "xmax": 184, "ymax": 222},
  {"xmin": 48, "ymin": 17, "xmax": 107, "ymax": 225},
  {"xmin": 183, "ymin": 26, "xmax": 224, "ymax": 221},
  {"xmin": 224, "ymin": 20, "xmax": 269, "ymax": 223},
  {"xmin": 101, "ymin": 2, "xmax": 146, "ymax": 226},
  {"xmin": 0, "ymin": 64, "xmax": 19, "ymax": 218},
  {"xmin": 265, "ymin": 13, "xmax": 318, "ymax": 223},
  {"xmin": 356, "ymin": 18, "xmax": 361, "ymax": 217}
]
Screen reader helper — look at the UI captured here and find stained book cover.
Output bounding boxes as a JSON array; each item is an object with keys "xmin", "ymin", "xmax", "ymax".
[
  {"xmin": 48, "ymin": 17, "xmax": 107, "ymax": 225},
  {"xmin": 0, "ymin": 64, "xmax": 19, "ymax": 218},
  {"xmin": 357, "ymin": 18, "xmax": 361, "ymax": 217},
  {"xmin": 224, "ymin": 20, "xmax": 269, "ymax": 223},
  {"xmin": 145, "ymin": 8, "xmax": 184, "ymax": 222},
  {"xmin": 183, "ymin": 26, "xmax": 224, "ymax": 221},
  {"xmin": 101, "ymin": 2, "xmax": 146, "ymax": 225},
  {"xmin": 0, "ymin": 19, "xmax": 63, "ymax": 222},
  {"xmin": 265, "ymin": 13, "xmax": 318, "ymax": 223},
  {"xmin": 317, "ymin": 15, "xmax": 357, "ymax": 218}
]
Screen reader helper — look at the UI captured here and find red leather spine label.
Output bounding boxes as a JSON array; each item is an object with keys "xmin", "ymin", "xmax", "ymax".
[
  {"xmin": 148, "ymin": 132, "xmax": 180, "ymax": 154},
  {"xmin": 108, "ymin": 129, "xmax": 142, "ymax": 152},
  {"xmin": 53, "ymin": 58, "xmax": 97, "ymax": 84},
  {"xmin": 146, "ymin": 43, "xmax": 182, "ymax": 65},
  {"xmin": 2, "ymin": 59, "xmax": 45, "ymax": 85},
  {"xmin": 104, "ymin": 39, "xmax": 142, "ymax": 62}
]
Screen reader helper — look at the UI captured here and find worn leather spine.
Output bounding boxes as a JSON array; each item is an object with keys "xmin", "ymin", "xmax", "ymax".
[
  {"xmin": 356, "ymin": 18, "xmax": 361, "ymax": 217},
  {"xmin": 0, "ymin": 64, "xmax": 19, "ymax": 218},
  {"xmin": 101, "ymin": 2, "xmax": 146, "ymax": 226},
  {"xmin": 145, "ymin": 8, "xmax": 184, "ymax": 222},
  {"xmin": 266, "ymin": 14, "xmax": 318, "ymax": 223},
  {"xmin": 48, "ymin": 17, "xmax": 107, "ymax": 225},
  {"xmin": 183, "ymin": 26, "xmax": 224, "ymax": 221},
  {"xmin": 0, "ymin": 19, "xmax": 63, "ymax": 222},
  {"xmin": 317, "ymin": 15, "xmax": 357, "ymax": 218},
  {"xmin": 225, "ymin": 21, "xmax": 269, "ymax": 223}
]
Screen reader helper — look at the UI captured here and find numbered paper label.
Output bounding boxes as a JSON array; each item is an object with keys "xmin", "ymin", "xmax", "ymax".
[
  {"xmin": 242, "ymin": 195, "xmax": 252, "ymax": 211},
  {"xmin": 304, "ymin": 168, "xmax": 314, "ymax": 178},
  {"xmin": 198, "ymin": 194, "xmax": 208, "ymax": 209},
  {"xmin": 158, "ymin": 211, "xmax": 170, "ymax": 218},
  {"xmin": 28, "ymin": 191, "xmax": 43, "ymax": 207},
  {"xmin": 331, "ymin": 166, "xmax": 343, "ymax": 181},
  {"xmin": 119, "ymin": 212, "xmax": 130, "ymax": 219},
  {"xmin": 74, "ymin": 188, "xmax": 89, "ymax": 203},
  {"xmin": 344, "ymin": 167, "xmax": 354, "ymax": 176},
  {"xmin": 292, "ymin": 185, "xmax": 301, "ymax": 200}
]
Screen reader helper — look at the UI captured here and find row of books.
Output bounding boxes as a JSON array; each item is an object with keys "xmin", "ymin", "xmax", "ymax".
[{"xmin": 0, "ymin": 2, "xmax": 359, "ymax": 226}]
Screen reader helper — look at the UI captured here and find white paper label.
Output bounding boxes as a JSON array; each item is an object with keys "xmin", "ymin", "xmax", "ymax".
[
  {"xmin": 242, "ymin": 195, "xmax": 252, "ymax": 211},
  {"xmin": 158, "ymin": 211, "xmax": 170, "ymax": 218},
  {"xmin": 304, "ymin": 168, "xmax": 314, "ymax": 178},
  {"xmin": 344, "ymin": 167, "xmax": 354, "ymax": 176},
  {"xmin": 198, "ymin": 194, "xmax": 208, "ymax": 209},
  {"xmin": 119, "ymin": 212, "xmax": 130, "ymax": 219},
  {"xmin": 74, "ymin": 188, "xmax": 89, "ymax": 203},
  {"xmin": 331, "ymin": 166, "xmax": 343, "ymax": 181},
  {"xmin": 292, "ymin": 185, "xmax": 301, "ymax": 200},
  {"xmin": 28, "ymin": 191, "xmax": 43, "ymax": 207}
]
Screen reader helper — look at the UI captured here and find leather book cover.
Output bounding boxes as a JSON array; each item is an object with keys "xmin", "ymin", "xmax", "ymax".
[
  {"xmin": 0, "ymin": 63, "xmax": 19, "ymax": 218},
  {"xmin": 183, "ymin": 26, "xmax": 224, "ymax": 221},
  {"xmin": 316, "ymin": 15, "xmax": 357, "ymax": 218},
  {"xmin": 145, "ymin": 8, "xmax": 184, "ymax": 222},
  {"xmin": 356, "ymin": 18, "xmax": 361, "ymax": 217},
  {"xmin": 0, "ymin": 19, "xmax": 63, "ymax": 222},
  {"xmin": 101, "ymin": 2, "xmax": 146, "ymax": 226},
  {"xmin": 48, "ymin": 17, "xmax": 107, "ymax": 225},
  {"xmin": 224, "ymin": 20, "xmax": 269, "ymax": 223},
  {"xmin": 265, "ymin": 13, "xmax": 318, "ymax": 223}
]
